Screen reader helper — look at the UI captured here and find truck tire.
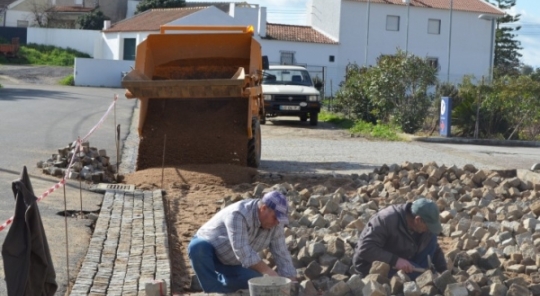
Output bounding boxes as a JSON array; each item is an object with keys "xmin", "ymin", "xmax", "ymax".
[
  {"xmin": 310, "ymin": 112, "xmax": 318, "ymax": 126},
  {"xmin": 247, "ymin": 118, "xmax": 261, "ymax": 168},
  {"xmin": 300, "ymin": 114, "xmax": 308, "ymax": 122}
]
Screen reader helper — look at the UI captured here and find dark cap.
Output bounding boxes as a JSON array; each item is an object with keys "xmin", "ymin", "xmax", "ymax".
[
  {"xmin": 411, "ymin": 198, "xmax": 442, "ymax": 234},
  {"xmin": 261, "ymin": 191, "xmax": 289, "ymax": 224}
]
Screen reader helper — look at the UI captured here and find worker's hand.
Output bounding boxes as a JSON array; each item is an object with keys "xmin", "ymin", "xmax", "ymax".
[
  {"xmin": 264, "ymin": 269, "xmax": 279, "ymax": 277},
  {"xmin": 395, "ymin": 258, "xmax": 415, "ymax": 273}
]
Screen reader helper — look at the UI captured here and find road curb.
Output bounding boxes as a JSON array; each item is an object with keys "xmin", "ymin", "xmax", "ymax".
[{"xmin": 403, "ymin": 134, "xmax": 540, "ymax": 148}]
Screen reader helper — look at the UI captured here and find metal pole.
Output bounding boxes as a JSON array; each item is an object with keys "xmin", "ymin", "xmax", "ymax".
[
  {"xmin": 488, "ymin": 18, "xmax": 495, "ymax": 83},
  {"xmin": 406, "ymin": 0, "xmax": 410, "ymax": 53},
  {"xmin": 446, "ymin": 0, "xmax": 453, "ymax": 83},
  {"xmin": 364, "ymin": 0, "xmax": 371, "ymax": 66},
  {"xmin": 63, "ymin": 181, "xmax": 70, "ymax": 284}
]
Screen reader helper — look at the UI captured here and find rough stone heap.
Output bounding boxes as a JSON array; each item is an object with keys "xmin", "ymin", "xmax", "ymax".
[
  {"xmin": 214, "ymin": 161, "xmax": 540, "ymax": 296},
  {"xmin": 37, "ymin": 141, "xmax": 117, "ymax": 183}
]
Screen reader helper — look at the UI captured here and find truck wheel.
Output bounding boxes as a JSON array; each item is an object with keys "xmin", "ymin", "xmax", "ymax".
[
  {"xmin": 247, "ymin": 118, "xmax": 261, "ymax": 168},
  {"xmin": 310, "ymin": 112, "xmax": 318, "ymax": 126},
  {"xmin": 300, "ymin": 114, "xmax": 308, "ymax": 122}
]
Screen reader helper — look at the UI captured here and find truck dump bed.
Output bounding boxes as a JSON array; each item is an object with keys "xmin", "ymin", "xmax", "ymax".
[{"xmin": 122, "ymin": 26, "xmax": 263, "ymax": 170}]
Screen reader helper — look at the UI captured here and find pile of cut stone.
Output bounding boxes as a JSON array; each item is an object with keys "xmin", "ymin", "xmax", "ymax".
[
  {"xmin": 37, "ymin": 141, "xmax": 117, "ymax": 184},
  {"xmin": 240, "ymin": 161, "xmax": 540, "ymax": 295}
]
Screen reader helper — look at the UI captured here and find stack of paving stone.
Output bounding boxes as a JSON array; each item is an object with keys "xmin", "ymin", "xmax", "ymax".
[
  {"xmin": 215, "ymin": 162, "xmax": 540, "ymax": 295},
  {"xmin": 37, "ymin": 141, "xmax": 117, "ymax": 183}
]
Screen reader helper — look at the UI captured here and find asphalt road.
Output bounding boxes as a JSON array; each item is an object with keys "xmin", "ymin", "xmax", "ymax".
[
  {"xmin": 0, "ymin": 83, "xmax": 137, "ymax": 295},
  {"xmin": 260, "ymin": 116, "xmax": 538, "ymax": 175}
]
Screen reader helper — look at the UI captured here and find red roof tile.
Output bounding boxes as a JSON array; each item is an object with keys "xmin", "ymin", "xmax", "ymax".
[
  {"xmin": 264, "ymin": 23, "xmax": 338, "ymax": 44},
  {"xmin": 104, "ymin": 7, "xmax": 203, "ymax": 32},
  {"xmin": 48, "ymin": 6, "xmax": 94, "ymax": 13},
  {"xmin": 347, "ymin": 0, "xmax": 504, "ymax": 15}
]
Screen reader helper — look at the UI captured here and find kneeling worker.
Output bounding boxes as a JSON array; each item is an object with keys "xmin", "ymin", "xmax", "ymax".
[
  {"xmin": 353, "ymin": 197, "xmax": 447, "ymax": 279},
  {"xmin": 188, "ymin": 191, "xmax": 297, "ymax": 293}
]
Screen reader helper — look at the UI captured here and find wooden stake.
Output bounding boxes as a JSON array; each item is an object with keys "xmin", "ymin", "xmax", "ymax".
[
  {"xmin": 63, "ymin": 180, "xmax": 71, "ymax": 284},
  {"xmin": 161, "ymin": 134, "xmax": 167, "ymax": 189}
]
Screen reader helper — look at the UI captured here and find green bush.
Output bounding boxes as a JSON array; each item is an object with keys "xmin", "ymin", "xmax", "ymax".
[
  {"xmin": 2, "ymin": 43, "xmax": 90, "ymax": 66},
  {"xmin": 59, "ymin": 74, "xmax": 74, "ymax": 86}
]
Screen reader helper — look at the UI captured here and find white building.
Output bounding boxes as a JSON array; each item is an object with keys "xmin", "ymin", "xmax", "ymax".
[{"xmin": 80, "ymin": 0, "xmax": 503, "ymax": 92}]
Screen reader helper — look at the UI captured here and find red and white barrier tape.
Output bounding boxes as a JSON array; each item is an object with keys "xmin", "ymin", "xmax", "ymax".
[{"xmin": 0, "ymin": 95, "xmax": 118, "ymax": 232}]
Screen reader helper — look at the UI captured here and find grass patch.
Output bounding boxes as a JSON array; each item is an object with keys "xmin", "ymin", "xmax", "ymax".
[
  {"xmin": 320, "ymin": 111, "xmax": 402, "ymax": 141},
  {"xmin": 350, "ymin": 120, "xmax": 402, "ymax": 141},
  {"xmin": 319, "ymin": 111, "xmax": 355, "ymax": 129},
  {"xmin": 59, "ymin": 74, "xmax": 74, "ymax": 86},
  {"xmin": 0, "ymin": 43, "xmax": 90, "ymax": 66}
]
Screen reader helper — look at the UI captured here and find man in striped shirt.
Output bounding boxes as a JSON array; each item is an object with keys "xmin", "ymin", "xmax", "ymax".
[{"xmin": 188, "ymin": 191, "xmax": 297, "ymax": 293}]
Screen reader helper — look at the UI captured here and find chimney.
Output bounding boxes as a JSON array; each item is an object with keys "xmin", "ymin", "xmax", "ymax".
[
  {"xmin": 258, "ymin": 6, "xmax": 267, "ymax": 37},
  {"xmin": 103, "ymin": 20, "xmax": 111, "ymax": 30}
]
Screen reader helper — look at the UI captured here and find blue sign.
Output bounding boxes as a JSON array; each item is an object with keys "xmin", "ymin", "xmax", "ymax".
[{"xmin": 440, "ymin": 97, "xmax": 452, "ymax": 137}]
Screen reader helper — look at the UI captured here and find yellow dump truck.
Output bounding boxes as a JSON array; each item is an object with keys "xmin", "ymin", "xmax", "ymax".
[{"xmin": 122, "ymin": 25, "xmax": 265, "ymax": 170}]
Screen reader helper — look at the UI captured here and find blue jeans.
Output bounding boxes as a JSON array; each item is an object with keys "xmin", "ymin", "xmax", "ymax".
[
  {"xmin": 188, "ymin": 236, "xmax": 262, "ymax": 293},
  {"xmin": 388, "ymin": 234, "xmax": 438, "ymax": 280}
]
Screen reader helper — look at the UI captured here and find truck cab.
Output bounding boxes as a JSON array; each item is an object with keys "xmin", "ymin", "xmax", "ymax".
[{"xmin": 262, "ymin": 65, "xmax": 321, "ymax": 126}]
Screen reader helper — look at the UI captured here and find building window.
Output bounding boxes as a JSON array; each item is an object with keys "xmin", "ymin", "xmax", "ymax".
[
  {"xmin": 17, "ymin": 20, "xmax": 29, "ymax": 27},
  {"xmin": 329, "ymin": 55, "xmax": 335, "ymax": 62},
  {"xmin": 386, "ymin": 15, "xmax": 400, "ymax": 31},
  {"xmin": 123, "ymin": 38, "xmax": 136, "ymax": 61},
  {"xmin": 427, "ymin": 57, "xmax": 439, "ymax": 70},
  {"xmin": 428, "ymin": 19, "xmax": 441, "ymax": 34},
  {"xmin": 280, "ymin": 51, "xmax": 295, "ymax": 65}
]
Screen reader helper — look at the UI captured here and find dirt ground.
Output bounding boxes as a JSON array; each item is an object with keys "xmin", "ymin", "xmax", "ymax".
[{"xmin": 122, "ymin": 164, "xmax": 362, "ymax": 294}]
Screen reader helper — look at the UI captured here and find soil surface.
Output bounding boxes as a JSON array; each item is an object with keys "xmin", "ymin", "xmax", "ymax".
[{"xmin": 123, "ymin": 164, "xmax": 373, "ymax": 294}]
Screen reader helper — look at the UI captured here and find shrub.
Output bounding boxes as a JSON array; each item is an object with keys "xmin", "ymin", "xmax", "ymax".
[{"xmin": 59, "ymin": 74, "xmax": 74, "ymax": 86}]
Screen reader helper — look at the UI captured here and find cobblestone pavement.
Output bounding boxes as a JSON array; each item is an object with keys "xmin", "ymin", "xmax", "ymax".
[{"xmin": 70, "ymin": 190, "xmax": 170, "ymax": 296}]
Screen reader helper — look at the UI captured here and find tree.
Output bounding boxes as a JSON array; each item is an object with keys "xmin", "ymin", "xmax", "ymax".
[
  {"xmin": 486, "ymin": 0, "xmax": 522, "ymax": 77},
  {"xmin": 487, "ymin": 76, "xmax": 540, "ymax": 139},
  {"xmin": 365, "ymin": 50, "xmax": 438, "ymax": 133},
  {"xmin": 77, "ymin": 10, "xmax": 110, "ymax": 30},
  {"xmin": 29, "ymin": 0, "xmax": 51, "ymax": 27},
  {"xmin": 334, "ymin": 63, "xmax": 377, "ymax": 122},
  {"xmin": 136, "ymin": 0, "xmax": 186, "ymax": 14}
]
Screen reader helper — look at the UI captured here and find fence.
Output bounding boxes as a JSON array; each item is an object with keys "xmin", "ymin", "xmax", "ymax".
[{"xmin": 74, "ymin": 58, "xmax": 134, "ymax": 88}]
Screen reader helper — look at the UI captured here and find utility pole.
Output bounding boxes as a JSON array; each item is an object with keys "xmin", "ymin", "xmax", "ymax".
[
  {"xmin": 446, "ymin": 0, "xmax": 453, "ymax": 83},
  {"xmin": 405, "ymin": 0, "xmax": 410, "ymax": 53},
  {"xmin": 364, "ymin": 0, "xmax": 371, "ymax": 66}
]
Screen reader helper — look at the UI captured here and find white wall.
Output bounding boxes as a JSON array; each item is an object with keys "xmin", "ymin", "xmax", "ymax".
[
  {"xmin": 233, "ymin": 6, "xmax": 260, "ymax": 31},
  {"xmin": 99, "ymin": 31, "xmax": 150, "ymax": 60},
  {"xmin": 126, "ymin": 0, "xmax": 139, "ymax": 19},
  {"xmin": 309, "ymin": 0, "xmax": 340, "ymax": 41},
  {"xmin": 28, "ymin": 28, "xmax": 100, "ymax": 56},
  {"xmin": 5, "ymin": 10, "xmax": 33, "ymax": 27},
  {"xmin": 74, "ymin": 58, "xmax": 134, "ymax": 87},
  {"xmin": 338, "ymin": 1, "xmax": 494, "ymax": 85}
]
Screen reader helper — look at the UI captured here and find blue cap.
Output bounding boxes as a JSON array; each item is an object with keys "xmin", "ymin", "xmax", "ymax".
[{"xmin": 262, "ymin": 191, "xmax": 289, "ymax": 224}]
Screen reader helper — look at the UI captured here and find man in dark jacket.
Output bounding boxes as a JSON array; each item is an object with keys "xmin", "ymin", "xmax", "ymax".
[{"xmin": 353, "ymin": 198, "xmax": 446, "ymax": 279}]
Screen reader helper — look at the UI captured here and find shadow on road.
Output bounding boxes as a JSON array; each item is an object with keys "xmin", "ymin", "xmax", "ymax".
[
  {"xmin": 264, "ymin": 118, "xmax": 345, "ymax": 131},
  {"xmin": 0, "ymin": 88, "xmax": 77, "ymax": 101},
  {"xmin": 260, "ymin": 160, "xmax": 378, "ymax": 174}
]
